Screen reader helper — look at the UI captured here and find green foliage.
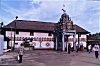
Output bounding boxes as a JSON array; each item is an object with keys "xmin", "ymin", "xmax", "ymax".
[{"xmin": 90, "ymin": 32, "xmax": 100, "ymax": 36}]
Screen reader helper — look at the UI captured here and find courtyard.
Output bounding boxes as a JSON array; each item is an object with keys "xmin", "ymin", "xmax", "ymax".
[{"xmin": 0, "ymin": 49, "xmax": 100, "ymax": 66}]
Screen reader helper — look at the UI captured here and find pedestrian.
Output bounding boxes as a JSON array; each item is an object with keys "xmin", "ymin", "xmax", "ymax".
[
  {"xmin": 68, "ymin": 43, "xmax": 71, "ymax": 54},
  {"xmin": 76, "ymin": 44, "xmax": 79, "ymax": 52},
  {"xmin": 80, "ymin": 43, "xmax": 84, "ymax": 51},
  {"xmin": 93, "ymin": 43, "xmax": 99, "ymax": 59},
  {"xmin": 32, "ymin": 42, "xmax": 35, "ymax": 50},
  {"xmin": 88, "ymin": 44, "xmax": 91, "ymax": 53},
  {"xmin": 18, "ymin": 43, "xmax": 24, "ymax": 63}
]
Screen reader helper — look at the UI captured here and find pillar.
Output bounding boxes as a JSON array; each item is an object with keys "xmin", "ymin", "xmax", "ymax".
[
  {"xmin": 0, "ymin": 35, "xmax": 4, "ymax": 55},
  {"xmin": 62, "ymin": 33, "xmax": 65, "ymax": 51},
  {"xmin": 73, "ymin": 32, "xmax": 76, "ymax": 50},
  {"xmin": 78, "ymin": 33, "xmax": 80, "ymax": 51},
  {"xmin": 65, "ymin": 35, "xmax": 68, "ymax": 52},
  {"xmin": 55, "ymin": 36, "xmax": 58, "ymax": 50}
]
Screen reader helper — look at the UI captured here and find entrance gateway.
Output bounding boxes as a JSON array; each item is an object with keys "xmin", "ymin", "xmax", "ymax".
[
  {"xmin": 54, "ymin": 9, "xmax": 77, "ymax": 52},
  {"xmin": 62, "ymin": 30, "xmax": 76, "ymax": 52},
  {"xmin": 55, "ymin": 29, "xmax": 76, "ymax": 52}
]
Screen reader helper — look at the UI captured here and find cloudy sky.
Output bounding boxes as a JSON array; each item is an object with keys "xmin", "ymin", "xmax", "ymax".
[{"xmin": 0, "ymin": 0, "xmax": 100, "ymax": 34}]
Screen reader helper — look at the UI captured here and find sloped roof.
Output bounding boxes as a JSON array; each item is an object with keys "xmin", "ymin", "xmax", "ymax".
[
  {"xmin": 3, "ymin": 20, "xmax": 89, "ymax": 34},
  {"xmin": 4, "ymin": 20, "xmax": 55, "ymax": 32},
  {"xmin": 87, "ymin": 36, "xmax": 100, "ymax": 42},
  {"xmin": 73, "ymin": 24, "xmax": 89, "ymax": 33},
  {"xmin": 88, "ymin": 36, "xmax": 97, "ymax": 40},
  {"xmin": 88, "ymin": 36, "xmax": 100, "ymax": 40}
]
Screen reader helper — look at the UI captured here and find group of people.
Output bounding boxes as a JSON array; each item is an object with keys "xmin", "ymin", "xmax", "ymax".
[
  {"xmin": 68, "ymin": 42, "xmax": 100, "ymax": 59},
  {"xmin": 17, "ymin": 42, "xmax": 99, "ymax": 63},
  {"xmin": 88, "ymin": 43, "xmax": 100, "ymax": 59},
  {"xmin": 68, "ymin": 43, "xmax": 84, "ymax": 54}
]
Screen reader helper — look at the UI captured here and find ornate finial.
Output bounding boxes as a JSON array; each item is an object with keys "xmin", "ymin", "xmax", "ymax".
[
  {"xmin": 62, "ymin": 9, "xmax": 66, "ymax": 13},
  {"xmin": 62, "ymin": 4, "xmax": 66, "ymax": 13},
  {"xmin": 15, "ymin": 16, "xmax": 18, "ymax": 19}
]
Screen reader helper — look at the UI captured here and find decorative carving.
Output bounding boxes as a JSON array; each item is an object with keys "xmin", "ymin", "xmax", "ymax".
[
  {"xmin": 56, "ymin": 7, "xmax": 74, "ymax": 31},
  {"xmin": 45, "ymin": 43, "xmax": 50, "ymax": 46}
]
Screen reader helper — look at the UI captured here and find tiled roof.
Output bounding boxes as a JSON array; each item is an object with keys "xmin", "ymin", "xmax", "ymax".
[
  {"xmin": 3, "ymin": 20, "xmax": 89, "ymax": 33},
  {"xmin": 4, "ymin": 20, "xmax": 55, "ymax": 32},
  {"xmin": 87, "ymin": 36, "xmax": 100, "ymax": 42},
  {"xmin": 73, "ymin": 24, "xmax": 89, "ymax": 33},
  {"xmin": 88, "ymin": 36, "xmax": 100, "ymax": 40}
]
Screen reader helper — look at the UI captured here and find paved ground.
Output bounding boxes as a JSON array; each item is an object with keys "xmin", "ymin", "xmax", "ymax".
[{"xmin": 0, "ymin": 49, "xmax": 100, "ymax": 66}]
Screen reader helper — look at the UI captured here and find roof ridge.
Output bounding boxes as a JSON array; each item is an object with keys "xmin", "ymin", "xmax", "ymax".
[{"xmin": 16, "ymin": 20, "xmax": 56, "ymax": 24}]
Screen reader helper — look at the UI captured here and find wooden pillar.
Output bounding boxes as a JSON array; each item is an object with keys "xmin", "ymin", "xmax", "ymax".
[{"xmin": 67, "ymin": 41, "xmax": 68, "ymax": 52}]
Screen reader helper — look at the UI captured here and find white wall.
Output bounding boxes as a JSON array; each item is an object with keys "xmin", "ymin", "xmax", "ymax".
[
  {"xmin": 6, "ymin": 31, "xmax": 87, "ymax": 49},
  {"xmin": 68, "ymin": 34, "xmax": 87, "ymax": 48},
  {"xmin": 3, "ymin": 41, "xmax": 7, "ymax": 49},
  {"xmin": 6, "ymin": 31, "xmax": 54, "ymax": 49},
  {"xmin": 32, "ymin": 41, "xmax": 54, "ymax": 48}
]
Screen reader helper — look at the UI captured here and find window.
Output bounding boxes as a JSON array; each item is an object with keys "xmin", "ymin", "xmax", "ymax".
[
  {"xmin": 30, "ymin": 32, "xmax": 34, "ymax": 36},
  {"xmin": 48, "ymin": 33, "xmax": 52, "ymax": 36}
]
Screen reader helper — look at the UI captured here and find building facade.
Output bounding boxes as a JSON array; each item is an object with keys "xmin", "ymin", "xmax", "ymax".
[
  {"xmin": 2, "ymin": 13, "xmax": 89, "ymax": 50},
  {"xmin": 6, "ymin": 31, "xmax": 54, "ymax": 49},
  {"xmin": 3, "ymin": 20, "xmax": 89, "ymax": 50}
]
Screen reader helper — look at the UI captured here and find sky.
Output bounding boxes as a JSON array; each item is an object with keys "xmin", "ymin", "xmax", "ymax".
[{"xmin": 0, "ymin": 0, "xmax": 100, "ymax": 34}]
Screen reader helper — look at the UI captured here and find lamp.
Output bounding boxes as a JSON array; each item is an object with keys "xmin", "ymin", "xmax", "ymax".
[{"xmin": 12, "ymin": 16, "xmax": 18, "ymax": 51}]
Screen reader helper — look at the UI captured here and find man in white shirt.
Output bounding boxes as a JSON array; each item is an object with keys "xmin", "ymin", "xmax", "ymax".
[
  {"xmin": 18, "ymin": 43, "xmax": 24, "ymax": 63},
  {"xmin": 94, "ymin": 43, "xmax": 99, "ymax": 59},
  {"xmin": 88, "ymin": 44, "xmax": 91, "ymax": 53}
]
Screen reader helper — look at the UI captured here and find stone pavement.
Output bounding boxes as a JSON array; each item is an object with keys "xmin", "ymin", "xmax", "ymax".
[
  {"xmin": 70, "ymin": 51, "xmax": 100, "ymax": 66},
  {"xmin": 0, "ymin": 49, "xmax": 100, "ymax": 66}
]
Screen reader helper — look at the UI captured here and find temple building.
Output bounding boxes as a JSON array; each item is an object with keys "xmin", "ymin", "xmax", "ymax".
[{"xmin": 2, "ymin": 12, "xmax": 89, "ymax": 51}]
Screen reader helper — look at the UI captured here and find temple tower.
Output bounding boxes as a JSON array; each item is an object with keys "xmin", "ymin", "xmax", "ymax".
[{"xmin": 54, "ymin": 7, "xmax": 76, "ymax": 52}]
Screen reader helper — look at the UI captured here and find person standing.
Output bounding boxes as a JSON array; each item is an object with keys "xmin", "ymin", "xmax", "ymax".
[
  {"xmin": 80, "ymin": 43, "xmax": 84, "ymax": 51},
  {"xmin": 18, "ymin": 43, "xmax": 24, "ymax": 63},
  {"xmin": 68, "ymin": 43, "xmax": 71, "ymax": 54},
  {"xmin": 32, "ymin": 43, "xmax": 34, "ymax": 50},
  {"xmin": 88, "ymin": 44, "xmax": 91, "ymax": 53},
  {"xmin": 94, "ymin": 43, "xmax": 99, "ymax": 59},
  {"xmin": 76, "ymin": 44, "xmax": 79, "ymax": 52}
]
